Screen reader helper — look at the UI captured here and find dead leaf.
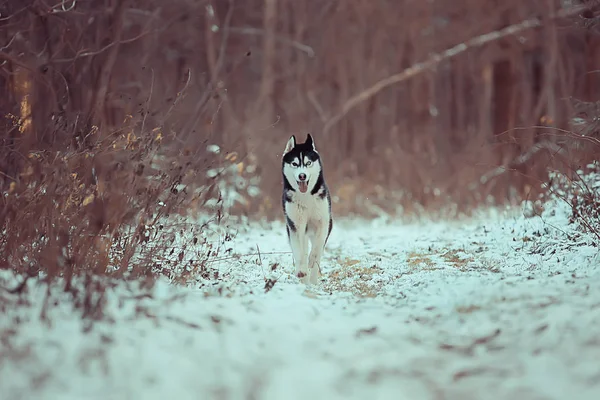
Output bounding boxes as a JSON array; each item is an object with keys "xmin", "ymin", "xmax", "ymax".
[
  {"xmin": 356, "ymin": 326, "xmax": 378, "ymax": 337},
  {"xmin": 340, "ymin": 258, "xmax": 360, "ymax": 267},
  {"xmin": 20, "ymin": 165, "xmax": 34, "ymax": 178},
  {"xmin": 82, "ymin": 193, "xmax": 95, "ymax": 206}
]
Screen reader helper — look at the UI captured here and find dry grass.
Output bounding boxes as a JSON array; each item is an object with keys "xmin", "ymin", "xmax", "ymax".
[
  {"xmin": 406, "ymin": 248, "xmax": 475, "ymax": 271},
  {"xmin": 324, "ymin": 257, "xmax": 385, "ymax": 298},
  {"xmin": 0, "ymin": 1, "xmax": 235, "ymax": 319},
  {"xmin": 0, "ymin": 108, "xmax": 229, "ymax": 319},
  {"xmin": 455, "ymin": 305, "xmax": 483, "ymax": 314},
  {"xmin": 406, "ymin": 251, "xmax": 439, "ymax": 270},
  {"xmin": 322, "ymin": 245, "xmax": 493, "ymax": 298}
]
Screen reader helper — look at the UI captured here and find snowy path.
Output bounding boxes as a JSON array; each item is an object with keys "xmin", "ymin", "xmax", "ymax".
[{"xmin": 2, "ymin": 205, "xmax": 600, "ymax": 400}]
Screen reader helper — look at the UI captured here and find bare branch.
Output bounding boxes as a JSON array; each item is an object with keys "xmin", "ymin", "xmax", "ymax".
[
  {"xmin": 34, "ymin": 0, "xmax": 76, "ymax": 14},
  {"xmin": 46, "ymin": 0, "xmax": 77, "ymax": 13},
  {"xmin": 0, "ymin": 33, "xmax": 19, "ymax": 51},
  {"xmin": 163, "ymin": 68, "xmax": 192, "ymax": 125},
  {"xmin": 323, "ymin": 5, "xmax": 588, "ymax": 135},
  {"xmin": 307, "ymin": 91, "xmax": 327, "ymax": 122},
  {"xmin": 53, "ymin": 29, "xmax": 152, "ymax": 63},
  {"xmin": 225, "ymin": 26, "xmax": 315, "ymax": 57},
  {"xmin": 140, "ymin": 67, "xmax": 154, "ymax": 135},
  {"xmin": 470, "ymin": 141, "xmax": 567, "ymax": 191},
  {"xmin": 0, "ymin": 5, "xmax": 29, "ymax": 22}
]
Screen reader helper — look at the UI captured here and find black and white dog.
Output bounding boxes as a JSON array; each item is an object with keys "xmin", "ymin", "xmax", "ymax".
[{"xmin": 282, "ymin": 134, "xmax": 332, "ymax": 284}]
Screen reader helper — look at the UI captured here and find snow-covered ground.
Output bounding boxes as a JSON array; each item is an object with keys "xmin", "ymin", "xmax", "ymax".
[{"xmin": 1, "ymin": 200, "xmax": 600, "ymax": 400}]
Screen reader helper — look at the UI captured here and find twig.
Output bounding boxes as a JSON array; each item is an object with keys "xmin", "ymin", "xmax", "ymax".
[
  {"xmin": 3, "ymin": 275, "xmax": 30, "ymax": 294},
  {"xmin": 322, "ymin": 5, "xmax": 588, "ymax": 135},
  {"xmin": 549, "ymin": 179, "xmax": 600, "ymax": 243},
  {"xmin": 47, "ymin": 0, "xmax": 77, "ymax": 13},
  {"xmin": 225, "ymin": 26, "xmax": 315, "ymax": 57},
  {"xmin": 0, "ymin": 169, "xmax": 17, "ymax": 181},
  {"xmin": 164, "ymin": 315, "xmax": 202, "ymax": 330},
  {"xmin": 0, "ymin": 33, "xmax": 18, "ymax": 52},
  {"xmin": 53, "ymin": 28, "xmax": 150, "ymax": 63},
  {"xmin": 40, "ymin": 284, "xmax": 52, "ymax": 322},
  {"xmin": 307, "ymin": 91, "xmax": 328, "ymax": 122},
  {"xmin": 472, "ymin": 140, "xmax": 567, "ymax": 190},
  {"xmin": 256, "ymin": 244, "xmax": 262, "ymax": 265},
  {"xmin": 162, "ymin": 68, "xmax": 192, "ymax": 125},
  {"xmin": 0, "ymin": 6, "xmax": 29, "ymax": 21},
  {"xmin": 497, "ymin": 125, "xmax": 600, "ymax": 147},
  {"xmin": 255, "ymin": 0, "xmax": 277, "ymax": 115},
  {"xmin": 214, "ymin": 0, "xmax": 235, "ymax": 84},
  {"xmin": 141, "ymin": 67, "xmax": 154, "ymax": 135},
  {"xmin": 205, "ymin": 250, "xmax": 292, "ymax": 264},
  {"xmin": 0, "ymin": 52, "xmax": 40, "ymax": 72}
]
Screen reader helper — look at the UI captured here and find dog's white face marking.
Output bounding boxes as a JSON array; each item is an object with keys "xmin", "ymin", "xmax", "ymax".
[
  {"xmin": 282, "ymin": 133, "xmax": 322, "ymax": 193},
  {"xmin": 284, "ymin": 155, "xmax": 321, "ymax": 194}
]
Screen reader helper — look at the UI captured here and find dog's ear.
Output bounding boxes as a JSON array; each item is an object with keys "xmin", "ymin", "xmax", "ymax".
[
  {"xmin": 306, "ymin": 133, "xmax": 316, "ymax": 150},
  {"xmin": 283, "ymin": 135, "xmax": 296, "ymax": 155}
]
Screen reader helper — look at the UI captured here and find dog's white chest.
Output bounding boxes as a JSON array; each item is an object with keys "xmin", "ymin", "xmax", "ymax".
[{"xmin": 285, "ymin": 193, "xmax": 329, "ymax": 229}]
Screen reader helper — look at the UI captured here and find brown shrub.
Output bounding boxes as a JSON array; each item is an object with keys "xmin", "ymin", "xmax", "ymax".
[{"xmin": 0, "ymin": 0, "xmax": 239, "ymax": 318}]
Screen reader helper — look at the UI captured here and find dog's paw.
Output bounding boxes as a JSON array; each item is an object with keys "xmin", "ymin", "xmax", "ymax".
[{"xmin": 296, "ymin": 271, "xmax": 309, "ymax": 284}]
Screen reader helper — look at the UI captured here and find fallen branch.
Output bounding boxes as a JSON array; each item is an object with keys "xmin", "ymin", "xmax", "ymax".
[
  {"xmin": 469, "ymin": 140, "xmax": 567, "ymax": 191},
  {"xmin": 322, "ymin": 5, "xmax": 588, "ymax": 135}
]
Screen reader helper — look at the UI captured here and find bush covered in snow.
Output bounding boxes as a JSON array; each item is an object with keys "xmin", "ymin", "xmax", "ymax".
[
  {"xmin": 0, "ymin": 121, "xmax": 232, "ymax": 320},
  {"xmin": 539, "ymin": 161, "xmax": 600, "ymax": 244}
]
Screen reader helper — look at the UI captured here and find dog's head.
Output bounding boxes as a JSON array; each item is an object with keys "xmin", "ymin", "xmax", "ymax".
[{"xmin": 282, "ymin": 134, "xmax": 321, "ymax": 194}]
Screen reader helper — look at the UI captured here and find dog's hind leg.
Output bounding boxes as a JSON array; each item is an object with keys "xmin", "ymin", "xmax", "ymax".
[
  {"xmin": 307, "ymin": 222, "xmax": 328, "ymax": 285},
  {"xmin": 287, "ymin": 224, "xmax": 309, "ymax": 284}
]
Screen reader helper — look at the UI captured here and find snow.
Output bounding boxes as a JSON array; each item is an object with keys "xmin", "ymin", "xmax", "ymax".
[{"xmin": 2, "ymin": 199, "xmax": 600, "ymax": 400}]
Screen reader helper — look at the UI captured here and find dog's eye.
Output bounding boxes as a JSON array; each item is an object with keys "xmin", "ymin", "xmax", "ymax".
[
  {"xmin": 305, "ymin": 161, "xmax": 312, "ymax": 167},
  {"xmin": 292, "ymin": 163, "xmax": 299, "ymax": 168}
]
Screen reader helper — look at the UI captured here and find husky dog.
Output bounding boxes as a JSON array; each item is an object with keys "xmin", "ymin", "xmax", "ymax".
[{"xmin": 282, "ymin": 134, "xmax": 332, "ymax": 284}]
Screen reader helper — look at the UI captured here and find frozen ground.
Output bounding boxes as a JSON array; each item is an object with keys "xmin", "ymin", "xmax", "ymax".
[{"xmin": 1, "ymin": 200, "xmax": 600, "ymax": 400}]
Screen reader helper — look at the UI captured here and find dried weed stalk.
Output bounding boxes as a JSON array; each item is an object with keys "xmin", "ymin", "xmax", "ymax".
[
  {"xmin": 0, "ymin": 0, "xmax": 238, "ymax": 318},
  {"xmin": 0, "ymin": 110, "xmax": 230, "ymax": 317}
]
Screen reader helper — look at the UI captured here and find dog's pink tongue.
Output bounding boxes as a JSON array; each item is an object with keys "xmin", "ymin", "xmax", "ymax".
[{"xmin": 298, "ymin": 181, "xmax": 308, "ymax": 193}]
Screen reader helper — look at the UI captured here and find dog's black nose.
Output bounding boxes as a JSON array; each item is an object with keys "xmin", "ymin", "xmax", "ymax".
[{"xmin": 298, "ymin": 173, "xmax": 307, "ymax": 181}]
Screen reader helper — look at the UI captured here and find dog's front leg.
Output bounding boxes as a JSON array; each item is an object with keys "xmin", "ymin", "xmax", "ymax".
[
  {"xmin": 308, "ymin": 223, "xmax": 328, "ymax": 285},
  {"xmin": 288, "ymin": 226, "xmax": 309, "ymax": 283}
]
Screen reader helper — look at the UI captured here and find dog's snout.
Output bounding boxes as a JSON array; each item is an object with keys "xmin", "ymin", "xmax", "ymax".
[{"xmin": 298, "ymin": 173, "xmax": 307, "ymax": 181}]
